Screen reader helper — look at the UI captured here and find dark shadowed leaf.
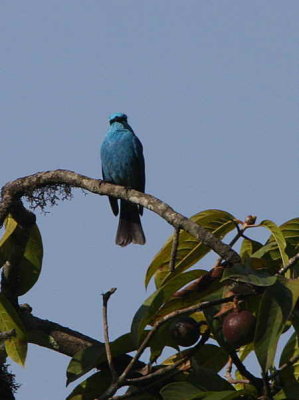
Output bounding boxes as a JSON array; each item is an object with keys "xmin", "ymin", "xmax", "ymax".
[
  {"xmin": 17, "ymin": 224, "xmax": 43, "ymax": 295},
  {"xmin": 66, "ymin": 370, "xmax": 111, "ymax": 400},
  {"xmin": 131, "ymin": 270, "xmax": 206, "ymax": 342},
  {"xmin": 254, "ymin": 278, "xmax": 299, "ymax": 371},
  {"xmin": 145, "ymin": 210, "xmax": 236, "ymax": 288},
  {"xmin": 160, "ymin": 381, "xmax": 204, "ymax": 400},
  {"xmin": 67, "ymin": 331, "xmax": 148, "ymax": 385},
  {"xmin": 0, "ymin": 294, "xmax": 27, "ymax": 365},
  {"xmin": 221, "ymin": 261, "xmax": 277, "ymax": 287},
  {"xmin": 160, "ymin": 382, "xmax": 244, "ymax": 400},
  {"xmin": 191, "ymin": 344, "xmax": 228, "ymax": 372}
]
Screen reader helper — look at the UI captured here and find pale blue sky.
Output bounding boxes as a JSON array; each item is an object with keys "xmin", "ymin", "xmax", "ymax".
[{"xmin": 0, "ymin": 1, "xmax": 298, "ymax": 399}]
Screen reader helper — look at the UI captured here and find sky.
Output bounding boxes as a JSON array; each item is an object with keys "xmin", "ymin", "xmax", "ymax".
[{"xmin": 0, "ymin": 1, "xmax": 298, "ymax": 399}]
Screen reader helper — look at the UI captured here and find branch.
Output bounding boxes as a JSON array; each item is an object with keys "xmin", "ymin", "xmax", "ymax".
[
  {"xmin": 20, "ymin": 310, "xmax": 145, "ymax": 373},
  {"xmin": 102, "ymin": 288, "xmax": 117, "ymax": 382},
  {"xmin": 229, "ymin": 350, "xmax": 263, "ymax": 391},
  {"xmin": 277, "ymin": 252, "xmax": 299, "ymax": 276},
  {"xmin": 0, "ymin": 169, "xmax": 240, "ymax": 264}
]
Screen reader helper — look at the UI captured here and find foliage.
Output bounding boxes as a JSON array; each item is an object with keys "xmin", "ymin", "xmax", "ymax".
[{"xmin": 0, "ymin": 210, "xmax": 299, "ymax": 399}]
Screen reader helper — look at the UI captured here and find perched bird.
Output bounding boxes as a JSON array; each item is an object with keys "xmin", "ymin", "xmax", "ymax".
[{"xmin": 100, "ymin": 113, "xmax": 146, "ymax": 246}]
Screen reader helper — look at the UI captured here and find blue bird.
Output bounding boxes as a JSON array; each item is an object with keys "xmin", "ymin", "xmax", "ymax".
[{"xmin": 100, "ymin": 113, "xmax": 146, "ymax": 246}]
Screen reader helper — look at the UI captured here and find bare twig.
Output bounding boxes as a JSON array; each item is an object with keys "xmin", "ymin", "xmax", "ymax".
[
  {"xmin": 277, "ymin": 252, "xmax": 299, "ymax": 276},
  {"xmin": 169, "ymin": 227, "xmax": 180, "ymax": 272},
  {"xmin": 270, "ymin": 353, "xmax": 299, "ymax": 380},
  {"xmin": 102, "ymin": 288, "xmax": 117, "ymax": 382},
  {"xmin": 0, "ymin": 329, "xmax": 16, "ymax": 341},
  {"xmin": 262, "ymin": 371, "xmax": 273, "ymax": 400},
  {"xmin": 0, "ymin": 170, "xmax": 240, "ymax": 264},
  {"xmin": 224, "ymin": 356, "xmax": 250, "ymax": 385},
  {"xmin": 229, "ymin": 350, "xmax": 263, "ymax": 391}
]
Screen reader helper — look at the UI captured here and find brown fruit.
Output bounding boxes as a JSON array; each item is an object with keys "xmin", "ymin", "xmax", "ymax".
[
  {"xmin": 222, "ymin": 310, "xmax": 256, "ymax": 348},
  {"xmin": 169, "ymin": 316, "xmax": 200, "ymax": 347}
]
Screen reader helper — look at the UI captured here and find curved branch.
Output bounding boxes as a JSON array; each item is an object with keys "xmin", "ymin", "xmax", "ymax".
[
  {"xmin": 0, "ymin": 169, "xmax": 240, "ymax": 264},
  {"xmin": 21, "ymin": 311, "xmax": 145, "ymax": 373}
]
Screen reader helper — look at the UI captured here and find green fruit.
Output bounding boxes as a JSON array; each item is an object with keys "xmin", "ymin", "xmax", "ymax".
[
  {"xmin": 222, "ymin": 310, "xmax": 256, "ymax": 348},
  {"xmin": 169, "ymin": 316, "xmax": 200, "ymax": 347}
]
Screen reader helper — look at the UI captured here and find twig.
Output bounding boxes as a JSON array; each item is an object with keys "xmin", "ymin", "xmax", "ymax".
[
  {"xmin": 224, "ymin": 356, "xmax": 249, "ymax": 385},
  {"xmin": 270, "ymin": 353, "xmax": 299, "ymax": 380},
  {"xmin": 229, "ymin": 350, "xmax": 263, "ymax": 391},
  {"xmin": 169, "ymin": 227, "xmax": 180, "ymax": 272},
  {"xmin": 102, "ymin": 288, "xmax": 117, "ymax": 382},
  {"xmin": 0, "ymin": 329, "xmax": 16, "ymax": 341},
  {"xmin": 214, "ymin": 217, "xmax": 251, "ymax": 267},
  {"xmin": 277, "ymin": 252, "xmax": 299, "ymax": 276},
  {"xmin": 262, "ymin": 371, "xmax": 273, "ymax": 400},
  {"xmin": 126, "ymin": 327, "xmax": 210, "ymax": 386}
]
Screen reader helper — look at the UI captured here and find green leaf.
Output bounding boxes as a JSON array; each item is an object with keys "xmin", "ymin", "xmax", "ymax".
[
  {"xmin": 131, "ymin": 270, "xmax": 206, "ymax": 342},
  {"xmin": 221, "ymin": 261, "xmax": 277, "ymax": 287},
  {"xmin": 0, "ymin": 216, "xmax": 43, "ymax": 295},
  {"xmin": 67, "ymin": 344, "xmax": 104, "ymax": 385},
  {"xmin": 254, "ymin": 278, "xmax": 299, "ymax": 371},
  {"xmin": 239, "ymin": 238, "xmax": 263, "ymax": 260},
  {"xmin": 66, "ymin": 370, "xmax": 111, "ymax": 400},
  {"xmin": 145, "ymin": 210, "xmax": 236, "ymax": 288},
  {"xmin": 256, "ymin": 220, "xmax": 289, "ymax": 267},
  {"xmin": 17, "ymin": 224, "xmax": 43, "ymax": 295},
  {"xmin": 0, "ymin": 215, "xmax": 18, "ymax": 266},
  {"xmin": 0, "ymin": 294, "xmax": 27, "ymax": 365}
]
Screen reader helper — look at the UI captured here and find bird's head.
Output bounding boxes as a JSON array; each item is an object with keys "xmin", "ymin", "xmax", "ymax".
[{"xmin": 109, "ymin": 113, "xmax": 128, "ymax": 125}]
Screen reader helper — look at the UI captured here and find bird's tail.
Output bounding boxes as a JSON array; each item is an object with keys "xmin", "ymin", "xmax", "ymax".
[{"xmin": 116, "ymin": 200, "xmax": 146, "ymax": 246}]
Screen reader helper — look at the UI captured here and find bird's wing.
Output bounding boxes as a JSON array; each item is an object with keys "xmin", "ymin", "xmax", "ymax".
[{"xmin": 102, "ymin": 166, "xmax": 119, "ymax": 216}]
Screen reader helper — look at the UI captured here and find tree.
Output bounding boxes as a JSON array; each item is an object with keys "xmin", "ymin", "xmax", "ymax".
[{"xmin": 0, "ymin": 169, "xmax": 298, "ymax": 400}]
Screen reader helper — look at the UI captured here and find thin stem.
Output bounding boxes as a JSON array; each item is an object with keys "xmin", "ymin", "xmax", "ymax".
[
  {"xmin": 229, "ymin": 350, "xmax": 263, "ymax": 391},
  {"xmin": 102, "ymin": 288, "xmax": 117, "ymax": 382}
]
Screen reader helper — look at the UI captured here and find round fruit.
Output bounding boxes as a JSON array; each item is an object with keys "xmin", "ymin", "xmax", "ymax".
[
  {"xmin": 222, "ymin": 310, "xmax": 256, "ymax": 348},
  {"xmin": 169, "ymin": 316, "xmax": 200, "ymax": 347}
]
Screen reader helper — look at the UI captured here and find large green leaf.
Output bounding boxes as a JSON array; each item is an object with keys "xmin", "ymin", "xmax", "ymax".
[
  {"xmin": 0, "ymin": 294, "xmax": 27, "ymax": 365},
  {"xmin": 18, "ymin": 224, "xmax": 43, "ymax": 295},
  {"xmin": 0, "ymin": 216, "xmax": 43, "ymax": 295},
  {"xmin": 254, "ymin": 278, "xmax": 299, "ymax": 372},
  {"xmin": 131, "ymin": 270, "xmax": 206, "ymax": 342},
  {"xmin": 258, "ymin": 220, "xmax": 289, "ymax": 266},
  {"xmin": 66, "ymin": 370, "xmax": 111, "ymax": 400},
  {"xmin": 145, "ymin": 210, "xmax": 236, "ymax": 288},
  {"xmin": 252, "ymin": 218, "xmax": 299, "ymax": 272}
]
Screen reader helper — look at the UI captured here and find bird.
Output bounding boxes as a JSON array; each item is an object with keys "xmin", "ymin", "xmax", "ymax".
[{"xmin": 100, "ymin": 113, "xmax": 146, "ymax": 246}]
